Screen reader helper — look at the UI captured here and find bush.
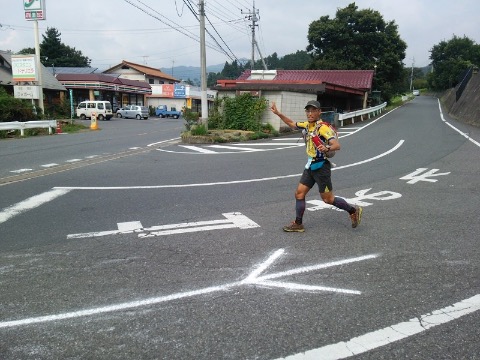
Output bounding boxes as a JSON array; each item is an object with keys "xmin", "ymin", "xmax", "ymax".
[
  {"xmin": 191, "ymin": 124, "xmax": 207, "ymax": 136},
  {"xmin": 0, "ymin": 87, "xmax": 36, "ymax": 122}
]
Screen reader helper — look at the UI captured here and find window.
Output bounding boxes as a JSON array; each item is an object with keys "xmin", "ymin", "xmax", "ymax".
[{"xmin": 149, "ymin": 78, "xmax": 154, "ymax": 84}]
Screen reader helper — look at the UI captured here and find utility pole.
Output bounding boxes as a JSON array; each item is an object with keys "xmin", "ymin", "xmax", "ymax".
[
  {"xmin": 242, "ymin": 1, "xmax": 267, "ymax": 70},
  {"xmin": 199, "ymin": 0, "xmax": 208, "ymax": 128},
  {"xmin": 33, "ymin": 20, "xmax": 44, "ymax": 115}
]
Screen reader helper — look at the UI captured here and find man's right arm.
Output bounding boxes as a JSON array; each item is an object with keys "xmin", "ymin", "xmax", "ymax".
[{"xmin": 270, "ymin": 102, "xmax": 296, "ymax": 129}]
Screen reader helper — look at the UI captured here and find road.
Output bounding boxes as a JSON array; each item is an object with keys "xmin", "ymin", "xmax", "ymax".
[{"xmin": 0, "ymin": 98, "xmax": 479, "ymax": 360}]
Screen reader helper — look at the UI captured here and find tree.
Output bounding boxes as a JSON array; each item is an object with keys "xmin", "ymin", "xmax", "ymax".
[
  {"xmin": 18, "ymin": 27, "xmax": 91, "ymax": 67},
  {"xmin": 428, "ymin": 35, "xmax": 480, "ymax": 90},
  {"xmin": 306, "ymin": 2, "xmax": 407, "ymax": 100}
]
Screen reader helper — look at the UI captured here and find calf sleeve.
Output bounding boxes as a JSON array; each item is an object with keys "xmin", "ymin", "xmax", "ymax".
[
  {"xmin": 332, "ymin": 197, "xmax": 356, "ymax": 214},
  {"xmin": 295, "ymin": 198, "xmax": 306, "ymax": 224}
]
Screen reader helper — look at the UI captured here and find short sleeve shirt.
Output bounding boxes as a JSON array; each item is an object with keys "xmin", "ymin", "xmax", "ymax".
[{"xmin": 296, "ymin": 121, "xmax": 337, "ymax": 161}]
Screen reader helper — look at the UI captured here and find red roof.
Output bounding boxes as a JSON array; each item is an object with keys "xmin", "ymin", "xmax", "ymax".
[
  {"xmin": 55, "ymin": 73, "xmax": 150, "ymax": 89},
  {"xmin": 237, "ymin": 69, "xmax": 373, "ymax": 90}
]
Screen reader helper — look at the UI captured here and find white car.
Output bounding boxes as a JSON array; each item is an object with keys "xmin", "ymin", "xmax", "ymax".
[
  {"xmin": 412, "ymin": 90, "xmax": 420, "ymax": 96},
  {"xmin": 116, "ymin": 105, "xmax": 149, "ymax": 119}
]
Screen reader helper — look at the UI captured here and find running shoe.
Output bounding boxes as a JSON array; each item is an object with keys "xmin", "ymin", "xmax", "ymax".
[
  {"xmin": 283, "ymin": 221, "xmax": 305, "ymax": 232},
  {"xmin": 350, "ymin": 206, "xmax": 363, "ymax": 228}
]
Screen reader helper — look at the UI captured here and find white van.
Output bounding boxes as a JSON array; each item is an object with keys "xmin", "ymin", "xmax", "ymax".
[{"xmin": 76, "ymin": 101, "xmax": 113, "ymax": 121}]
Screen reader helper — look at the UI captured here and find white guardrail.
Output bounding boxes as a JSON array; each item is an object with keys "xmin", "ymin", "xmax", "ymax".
[
  {"xmin": 0, "ymin": 120, "xmax": 57, "ymax": 136},
  {"xmin": 337, "ymin": 102, "xmax": 387, "ymax": 126}
]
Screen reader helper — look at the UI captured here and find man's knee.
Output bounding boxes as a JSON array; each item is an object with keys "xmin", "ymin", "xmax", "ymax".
[{"xmin": 321, "ymin": 193, "xmax": 335, "ymax": 204}]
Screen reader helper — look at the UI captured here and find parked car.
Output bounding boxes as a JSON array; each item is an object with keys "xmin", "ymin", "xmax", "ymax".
[
  {"xmin": 76, "ymin": 101, "xmax": 113, "ymax": 120},
  {"xmin": 116, "ymin": 105, "xmax": 149, "ymax": 119},
  {"xmin": 412, "ymin": 90, "xmax": 420, "ymax": 96},
  {"xmin": 155, "ymin": 105, "xmax": 181, "ymax": 118}
]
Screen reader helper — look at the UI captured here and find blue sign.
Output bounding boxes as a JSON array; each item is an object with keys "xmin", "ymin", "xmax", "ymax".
[{"xmin": 174, "ymin": 84, "xmax": 186, "ymax": 98}]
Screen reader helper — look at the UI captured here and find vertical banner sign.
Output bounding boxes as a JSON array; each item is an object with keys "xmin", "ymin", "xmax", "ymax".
[
  {"xmin": 24, "ymin": 0, "xmax": 46, "ymax": 21},
  {"xmin": 69, "ymin": 89, "xmax": 74, "ymax": 119}
]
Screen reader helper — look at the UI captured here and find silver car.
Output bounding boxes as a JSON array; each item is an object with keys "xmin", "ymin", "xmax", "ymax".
[{"xmin": 116, "ymin": 105, "xmax": 149, "ymax": 119}]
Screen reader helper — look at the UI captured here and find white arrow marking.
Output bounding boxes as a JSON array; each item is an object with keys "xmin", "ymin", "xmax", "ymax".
[
  {"xmin": 307, "ymin": 188, "xmax": 402, "ymax": 211},
  {"xmin": 0, "ymin": 250, "xmax": 377, "ymax": 328},
  {"xmin": 66, "ymin": 212, "xmax": 260, "ymax": 239},
  {"xmin": 400, "ymin": 168, "xmax": 450, "ymax": 184}
]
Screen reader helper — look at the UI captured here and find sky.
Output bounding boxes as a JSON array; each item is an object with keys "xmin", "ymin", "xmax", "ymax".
[{"xmin": 1, "ymin": 0, "xmax": 479, "ymax": 72}]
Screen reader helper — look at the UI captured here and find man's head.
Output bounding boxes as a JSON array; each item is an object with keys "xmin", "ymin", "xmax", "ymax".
[{"xmin": 304, "ymin": 100, "xmax": 321, "ymax": 122}]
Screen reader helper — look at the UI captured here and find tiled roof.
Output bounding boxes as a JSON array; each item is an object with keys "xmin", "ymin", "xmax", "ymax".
[
  {"xmin": 238, "ymin": 69, "xmax": 374, "ymax": 90},
  {"xmin": 55, "ymin": 73, "xmax": 150, "ymax": 89},
  {"xmin": 103, "ymin": 60, "xmax": 179, "ymax": 82}
]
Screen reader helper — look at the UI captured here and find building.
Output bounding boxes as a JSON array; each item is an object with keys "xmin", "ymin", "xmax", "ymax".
[{"xmin": 215, "ymin": 69, "xmax": 374, "ymax": 130}]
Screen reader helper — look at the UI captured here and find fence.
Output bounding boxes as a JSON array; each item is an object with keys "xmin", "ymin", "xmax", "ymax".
[
  {"xmin": 0, "ymin": 120, "xmax": 57, "ymax": 136},
  {"xmin": 337, "ymin": 102, "xmax": 387, "ymax": 127}
]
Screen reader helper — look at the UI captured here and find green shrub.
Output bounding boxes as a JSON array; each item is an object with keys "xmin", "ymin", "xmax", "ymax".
[
  {"xmin": 0, "ymin": 87, "xmax": 36, "ymax": 122},
  {"xmin": 191, "ymin": 124, "xmax": 207, "ymax": 135}
]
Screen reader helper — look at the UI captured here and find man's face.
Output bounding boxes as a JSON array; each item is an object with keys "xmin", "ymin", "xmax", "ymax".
[{"xmin": 305, "ymin": 106, "xmax": 321, "ymax": 122}]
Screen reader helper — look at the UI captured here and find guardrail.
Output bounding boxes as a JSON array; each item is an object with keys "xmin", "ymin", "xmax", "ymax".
[
  {"xmin": 0, "ymin": 120, "xmax": 57, "ymax": 136},
  {"xmin": 337, "ymin": 102, "xmax": 387, "ymax": 127}
]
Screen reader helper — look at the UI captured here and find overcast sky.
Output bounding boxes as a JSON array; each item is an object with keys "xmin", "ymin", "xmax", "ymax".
[{"xmin": 1, "ymin": 0, "xmax": 479, "ymax": 72}]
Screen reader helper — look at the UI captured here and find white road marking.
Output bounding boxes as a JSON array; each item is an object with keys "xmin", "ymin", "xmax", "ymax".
[
  {"xmin": 400, "ymin": 168, "xmax": 451, "ymax": 184},
  {"xmin": 85, "ymin": 155, "xmax": 100, "ymax": 159},
  {"xmin": 117, "ymin": 221, "xmax": 143, "ymax": 231},
  {"xmin": 66, "ymin": 212, "xmax": 260, "ymax": 239},
  {"xmin": 438, "ymin": 99, "xmax": 480, "ymax": 147},
  {"xmin": 279, "ymin": 294, "xmax": 480, "ymax": 360},
  {"xmin": 1, "ymin": 140, "xmax": 404, "ymax": 223},
  {"xmin": 65, "ymin": 159, "xmax": 82, "ymax": 163},
  {"xmin": 0, "ymin": 250, "xmax": 376, "ymax": 328},
  {"xmin": 179, "ymin": 145, "xmax": 217, "ymax": 153},
  {"xmin": 146, "ymin": 137, "xmax": 181, "ymax": 147},
  {"xmin": 41, "ymin": 163, "xmax": 59, "ymax": 168},
  {"xmin": 307, "ymin": 189, "xmax": 402, "ymax": 212},
  {"xmin": 208, "ymin": 144, "xmax": 262, "ymax": 151},
  {"xmin": 0, "ymin": 188, "xmax": 71, "ymax": 225},
  {"xmin": 9, "ymin": 169, "xmax": 33, "ymax": 173},
  {"xmin": 55, "ymin": 140, "xmax": 404, "ymax": 191}
]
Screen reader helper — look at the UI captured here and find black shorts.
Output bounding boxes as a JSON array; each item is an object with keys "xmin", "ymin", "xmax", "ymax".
[{"xmin": 299, "ymin": 161, "xmax": 333, "ymax": 193}]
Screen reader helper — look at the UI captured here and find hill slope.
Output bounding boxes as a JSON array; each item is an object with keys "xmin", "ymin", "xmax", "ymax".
[{"xmin": 441, "ymin": 72, "xmax": 480, "ymax": 127}]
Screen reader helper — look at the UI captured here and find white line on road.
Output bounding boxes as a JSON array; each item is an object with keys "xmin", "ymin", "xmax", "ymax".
[
  {"xmin": 146, "ymin": 137, "xmax": 181, "ymax": 147},
  {"xmin": 0, "ymin": 188, "xmax": 72, "ymax": 225},
  {"xmin": 41, "ymin": 163, "xmax": 59, "ymax": 168},
  {"xmin": 0, "ymin": 250, "xmax": 376, "ymax": 328},
  {"xmin": 179, "ymin": 145, "xmax": 218, "ymax": 153},
  {"xmin": 437, "ymin": 99, "xmax": 480, "ymax": 148},
  {"xmin": 55, "ymin": 140, "xmax": 404, "ymax": 191},
  {"xmin": 279, "ymin": 294, "xmax": 480, "ymax": 360},
  {"xmin": 9, "ymin": 169, "xmax": 33, "ymax": 173}
]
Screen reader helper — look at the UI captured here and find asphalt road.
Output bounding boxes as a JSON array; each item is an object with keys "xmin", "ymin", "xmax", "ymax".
[{"xmin": 0, "ymin": 97, "xmax": 479, "ymax": 360}]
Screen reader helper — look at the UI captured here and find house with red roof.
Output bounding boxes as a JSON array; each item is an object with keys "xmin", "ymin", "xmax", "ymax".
[{"xmin": 215, "ymin": 69, "xmax": 374, "ymax": 130}]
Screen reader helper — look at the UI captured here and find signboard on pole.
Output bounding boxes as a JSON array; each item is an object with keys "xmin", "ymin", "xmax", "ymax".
[
  {"xmin": 14, "ymin": 85, "xmax": 40, "ymax": 99},
  {"xmin": 11, "ymin": 55, "xmax": 38, "ymax": 82},
  {"xmin": 24, "ymin": 0, "xmax": 46, "ymax": 21}
]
